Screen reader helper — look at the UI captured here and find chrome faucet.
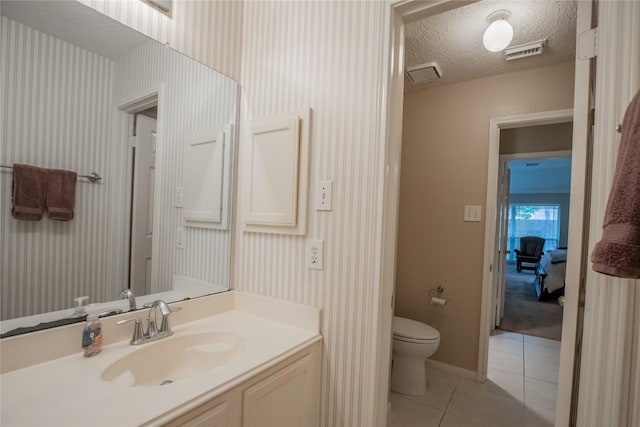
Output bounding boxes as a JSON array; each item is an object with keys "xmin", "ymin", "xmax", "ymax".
[
  {"xmin": 145, "ymin": 300, "xmax": 174, "ymax": 339},
  {"xmin": 117, "ymin": 299, "xmax": 178, "ymax": 345},
  {"xmin": 119, "ymin": 288, "xmax": 136, "ymax": 311}
]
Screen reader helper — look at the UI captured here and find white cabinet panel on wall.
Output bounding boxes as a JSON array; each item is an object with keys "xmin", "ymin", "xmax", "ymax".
[
  {"xmin": 243, "ymin": 108, "xmax": 310, "ymax": 235},
  {"xmin": 183, "ymin": 125, "xmax": 233, "ymax": 230}
]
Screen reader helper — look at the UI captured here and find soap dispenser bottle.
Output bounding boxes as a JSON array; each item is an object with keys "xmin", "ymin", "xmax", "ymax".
[{"xmin": 82, "ymin": 313, "xmax": 103, "ymax": 357}]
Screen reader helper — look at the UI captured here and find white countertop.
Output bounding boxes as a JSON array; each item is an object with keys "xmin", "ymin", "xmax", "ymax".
[{"xmin": 0, "ymin": 292, "xmax": 321, "ymax": 426}]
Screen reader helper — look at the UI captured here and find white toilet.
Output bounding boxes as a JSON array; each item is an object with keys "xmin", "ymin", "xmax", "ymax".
[{"xmin": 390, "ymin": 316, "xmax": 440, "ymax": 396}]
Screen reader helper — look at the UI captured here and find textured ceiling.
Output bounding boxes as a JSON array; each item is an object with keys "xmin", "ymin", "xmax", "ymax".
[{"xmin": 405, "ymin": 0, "xmax": 577, "ymax": 91}]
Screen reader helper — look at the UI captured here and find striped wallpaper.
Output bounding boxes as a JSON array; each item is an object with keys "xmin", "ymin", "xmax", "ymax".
[
  {"xmin": 78, "ymin": 0, "xmax": 244, "ymax": 81},
  {"xmin": 1, "ymin": 13, "xmax": 236, "ymax": 320},
  {"xmin": 112, "ymin": 40, "xmax": 237, "ymax": 293},
  {"xmin": 1, "ymin": 17, "xmax": 115, "ymax": 319},
  {"xmin": 234, "ymin": 2, "xmax": 389, "ymax": 425},
  {"xmin": 577, "ymin": 1, "xmax": 640, "ymax": 425}
]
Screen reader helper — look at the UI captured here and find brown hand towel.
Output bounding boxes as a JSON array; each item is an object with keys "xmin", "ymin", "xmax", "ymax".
[
  {"xmin": 46, "ymin": 168, "xmax": 77, "ymax": 221},
  {"xmin": 591, "ymin": 89, "xmax": 640, "ymax": 278},
  {"xmin": 12, "ymin": 164, "xmax": 48, "ymax": 221}
]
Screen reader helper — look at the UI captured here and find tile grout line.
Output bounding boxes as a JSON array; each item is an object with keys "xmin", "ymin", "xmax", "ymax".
[{"xmin": 438, "ymin": 375, "xmax": 461, "ymax": 426}]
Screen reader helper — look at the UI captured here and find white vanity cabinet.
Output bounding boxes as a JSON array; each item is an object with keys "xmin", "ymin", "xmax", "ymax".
[
  {"xmin": 161, "ymin": 341, "xmax": 321, "ymax": 427},
  {"xmin": 1, "ymin": 293, "xmax": 322, "ymax": 427},
  {"xmin": 164, "ymin": 389, "xmax": 242, "ymax": 427}
]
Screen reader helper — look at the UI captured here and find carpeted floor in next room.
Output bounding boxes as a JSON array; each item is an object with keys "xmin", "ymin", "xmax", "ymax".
[{"xmin": 498, "ymin": 262, "xmax": 563, "ymax": 341}]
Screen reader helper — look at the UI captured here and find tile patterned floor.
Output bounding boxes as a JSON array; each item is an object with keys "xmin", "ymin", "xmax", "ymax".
[{"xmin": 387, "ymin": 331, "xmax": 560, "ymax": 427}]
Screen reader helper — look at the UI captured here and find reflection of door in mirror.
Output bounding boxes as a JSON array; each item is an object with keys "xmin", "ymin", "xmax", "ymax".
[{"xmin": 130, "ymin": 113, "xmax": 157, "ymax": 297}]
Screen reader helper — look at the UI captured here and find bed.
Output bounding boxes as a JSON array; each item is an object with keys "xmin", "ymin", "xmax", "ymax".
[{"xmin": 535, "ymin": 248, "xmax": 567, "ymax": 300}]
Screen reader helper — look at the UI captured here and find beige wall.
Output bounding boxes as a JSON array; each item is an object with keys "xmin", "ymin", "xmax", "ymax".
[
  {"xmin": 500, "ymin": 122, "xmax": 573, "ymax": 154},
  {"xmin": 396, "ymin": 61, "xmax": 575, "ymax": 372}
]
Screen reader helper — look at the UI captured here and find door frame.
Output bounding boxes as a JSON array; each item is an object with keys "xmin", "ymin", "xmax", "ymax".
[
  {"xmin": 129, "ymin": 114, "xmax": 157, "ymax": 297},
  {"xmin": 494, "ymin": 158, "xmax": 510, "ymax": 328},
  {"xmin": 479, "ymin": 108, "xmax": 574, "ymax": 379},
  {"xmin": 115, "ymin": 85, "xmax": 165, "ymax": 292}
]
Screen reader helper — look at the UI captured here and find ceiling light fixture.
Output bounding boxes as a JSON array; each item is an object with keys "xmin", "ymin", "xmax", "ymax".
[{"xmin": 483, "ymin": 10, "xmax": 513, "ymax": 52}]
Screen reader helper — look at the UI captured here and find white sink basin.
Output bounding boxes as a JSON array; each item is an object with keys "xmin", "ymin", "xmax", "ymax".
[{"xmin": 101, "ymin": 332, "xmax": 241, "ymax": 387}]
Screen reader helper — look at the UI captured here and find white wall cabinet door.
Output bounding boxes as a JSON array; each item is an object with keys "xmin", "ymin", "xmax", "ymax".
[
  {"xmin": 183, "ymin": 125, "xmax": 232, "ymax": 230},
  {"xmin": 243, "ymin": 108, "xmax": 310, "ymax": 235}
]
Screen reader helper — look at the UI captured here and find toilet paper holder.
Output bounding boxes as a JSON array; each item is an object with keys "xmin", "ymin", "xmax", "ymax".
[{"xmin": 429, "ymin": 286, "xmax": 448, "ymax": 306}]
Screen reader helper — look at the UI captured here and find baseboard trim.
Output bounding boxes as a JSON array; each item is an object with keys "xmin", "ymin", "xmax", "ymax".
[{"xmin": 426, "ymin": 359, "xmax": 477, "ymax": 381}]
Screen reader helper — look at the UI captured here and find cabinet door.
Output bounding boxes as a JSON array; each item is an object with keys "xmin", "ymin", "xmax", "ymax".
[
  {"xmin": 242, "ymin": 353, "xmax": 316, "ymax": 427},
  {"xmin": 183, "ymin": 125, "xmax": 233, "ymax": 230},
  {"xmin": 163, "ymin": 389, "xmax": 241, "ymax": 427}
]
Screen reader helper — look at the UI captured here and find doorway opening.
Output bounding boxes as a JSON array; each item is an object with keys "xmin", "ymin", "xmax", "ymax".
[
  {"xmin": 128, "ymin": 109, "xmax": 157, "ymax": 297},
  {"xmin": 379, "ymin": 1, "xmax": 592, "ymax": 425},
  {"xmin": 117, "ymin": 90, "xmax": 161, "ymax": 297},
  {"xmin": 494, "ymin": 146, "xmax": 572, "ymax": 343}
]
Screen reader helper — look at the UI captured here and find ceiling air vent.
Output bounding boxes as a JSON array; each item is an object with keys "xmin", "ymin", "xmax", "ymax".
[
  {"xmin": 503, "ymin": 39, "xmax": 547, "ymax": 61},
  {"xmin": 406, "ymin": 62, "xmax": 442, "ymax": 84}
]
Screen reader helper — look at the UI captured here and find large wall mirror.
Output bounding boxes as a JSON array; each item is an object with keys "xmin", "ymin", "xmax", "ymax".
[{"xmin": 1, "ymin": 1, "xmax": 236, "ymax": 336}]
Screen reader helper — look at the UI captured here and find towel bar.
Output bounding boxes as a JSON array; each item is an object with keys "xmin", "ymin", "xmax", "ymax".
[{"xmin": 0, "ymin": 165, "xmax": 102, "ymax": 183}]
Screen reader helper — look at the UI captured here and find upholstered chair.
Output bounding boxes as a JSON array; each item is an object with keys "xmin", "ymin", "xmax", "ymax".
[{"xmin": 514, "ymin": 236, "xmax": 546, "ymax": 272}]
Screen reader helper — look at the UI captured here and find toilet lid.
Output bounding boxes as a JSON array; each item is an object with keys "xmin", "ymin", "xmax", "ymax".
[{"xmin": 393, "ymin": 316, "xmax": 439, "ymax": 341}]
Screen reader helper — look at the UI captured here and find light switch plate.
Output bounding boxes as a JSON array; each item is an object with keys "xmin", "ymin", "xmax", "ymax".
[
  {"xmin": 464, "ymin": 205, "xmax": 482, "ymax": 222},
  {"xmin": 315, "ymin": 180, "xmax": 332, "ymax": 211}
]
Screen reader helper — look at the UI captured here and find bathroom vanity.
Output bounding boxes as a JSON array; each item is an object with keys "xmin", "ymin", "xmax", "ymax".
[{"xmin": 0, "ymin": 292, "xmax": 322, "ymax": 427}]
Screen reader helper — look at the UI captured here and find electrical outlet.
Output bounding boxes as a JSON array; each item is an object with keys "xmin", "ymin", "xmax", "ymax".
[
  {"xmin": 176, "ymin": 227, "xmax": 185, "ymax": 249},
  {"xmin": 306, "ymin": 240, "xmax": 324, "ymax": 270},
  {"xmin": 175, "ymin": 186, "xmax": 184, "ymax": 208},
  {"xmin": 315, "ymin": 180, "xmax": 332, "ymax": 211}
]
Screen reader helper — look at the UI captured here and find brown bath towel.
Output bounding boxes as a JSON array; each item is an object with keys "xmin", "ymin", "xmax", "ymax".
[
  {"xmin": 591, "ymin": 89, "xmax": 640, "ymax": 278},
  {"xmin": 12, "ymin": 164, "xmax": 48, "ymax": 221},
  {"xmin": 46, "ymin": 168, "xmax": 77, "ymax": 221}
]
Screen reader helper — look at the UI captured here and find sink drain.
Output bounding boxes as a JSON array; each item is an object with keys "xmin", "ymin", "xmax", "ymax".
[{"xmin": 160, "ymin": 380, "xmax": 173, "ymax": 386}]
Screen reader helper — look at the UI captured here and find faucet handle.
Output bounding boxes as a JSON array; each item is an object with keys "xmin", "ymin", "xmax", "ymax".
[{"xmin": 116, "ymin": 317, "xmax": 145, "ymax": 345}]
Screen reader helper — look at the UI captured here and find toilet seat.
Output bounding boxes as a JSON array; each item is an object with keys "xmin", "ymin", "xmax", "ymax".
[
  {"xmin": 393, "ymin": 335, "xmax": 436, "ymax": 344},
  {"xmin": 392, "ymin": 316, "xmax": 440, "ymax": 342}
]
